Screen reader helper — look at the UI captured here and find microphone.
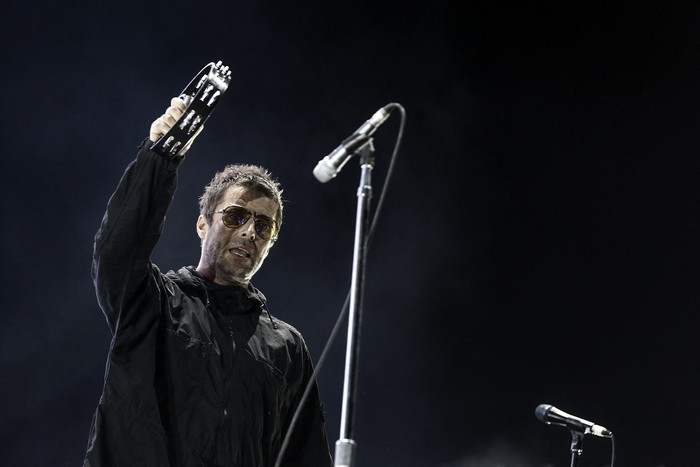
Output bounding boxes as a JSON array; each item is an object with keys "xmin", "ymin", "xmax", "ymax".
[
  {"xmin": 313, "ymin": 106, "xmax": 392, "ymax": 183},
  {"xmin": 535, "ymin": 404, "xmax": 612, "ymax": 438}
]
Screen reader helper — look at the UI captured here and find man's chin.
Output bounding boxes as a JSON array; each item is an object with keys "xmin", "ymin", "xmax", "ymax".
[{"xmin": 215, "ymin": 264, "xmax": 253, "ymax": 286}]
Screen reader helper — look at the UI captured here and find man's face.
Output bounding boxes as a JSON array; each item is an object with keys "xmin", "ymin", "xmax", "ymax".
[{"xmin": 196, "ymin": 185, "xmax": 278, "ymax": 286}]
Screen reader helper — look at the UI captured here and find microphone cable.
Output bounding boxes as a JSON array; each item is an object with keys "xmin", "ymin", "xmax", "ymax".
[{"xmin": 610, "ymin": 433, "xmax": 616, "ymax": 467}]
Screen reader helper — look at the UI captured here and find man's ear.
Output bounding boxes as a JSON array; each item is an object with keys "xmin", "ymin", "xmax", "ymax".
[{"xmin": 196, "ymin": 215, "xmax": 208, "ymax": 240}]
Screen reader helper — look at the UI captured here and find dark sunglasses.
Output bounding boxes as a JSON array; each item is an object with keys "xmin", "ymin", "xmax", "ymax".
[{"xmin": 213, "ymin": 205, "xmax": 279, "ymax": 241}]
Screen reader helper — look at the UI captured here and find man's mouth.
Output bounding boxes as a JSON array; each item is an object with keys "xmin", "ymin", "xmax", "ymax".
[{"xmin": 229, "ymin": 247, "xmax": 251, "ymax": 258}]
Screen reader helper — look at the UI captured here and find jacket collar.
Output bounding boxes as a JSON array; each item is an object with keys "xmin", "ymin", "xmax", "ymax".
[{"xmin": 177, "ymin": 266, "xmax": 267, "ymax": 315}]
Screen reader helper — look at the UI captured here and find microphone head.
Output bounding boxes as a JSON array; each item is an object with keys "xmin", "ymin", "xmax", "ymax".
[
  {"xmin": 535, "ymin": 404, "xmax": 553, "ymax": 423},
  {"xmin": 313, "ymin": 160, "xmax": 335, "ymax": 183}
]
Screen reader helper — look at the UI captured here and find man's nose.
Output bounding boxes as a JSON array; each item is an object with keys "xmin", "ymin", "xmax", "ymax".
[{"xmin": 240, "ymin": 218, "xmax": 257, "ymax": 239}]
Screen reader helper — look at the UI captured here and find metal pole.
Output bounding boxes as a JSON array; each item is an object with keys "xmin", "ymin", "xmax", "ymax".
[{"xmin": 334, "ymin": 141, "xmax": 375, "ymax": 467}]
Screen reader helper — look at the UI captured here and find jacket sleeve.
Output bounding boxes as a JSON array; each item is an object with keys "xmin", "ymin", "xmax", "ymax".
[
  {"xmin": 91, "ymin": 140, "xmax": 183, "ymax": 334},
  {"xmin": 282, "ymin": 338, "xmax": 334, "ymax": 467}
]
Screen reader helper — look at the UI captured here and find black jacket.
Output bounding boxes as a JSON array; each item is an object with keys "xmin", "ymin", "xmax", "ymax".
[{"xmin": 84, "ymin": 141, "xmax": 332, "ymax": 466}]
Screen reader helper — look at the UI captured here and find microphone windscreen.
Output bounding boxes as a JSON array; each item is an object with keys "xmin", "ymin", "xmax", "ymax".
[{"xmin": 535, "ymin": 404, "xmax": 552, "ymax": 422}]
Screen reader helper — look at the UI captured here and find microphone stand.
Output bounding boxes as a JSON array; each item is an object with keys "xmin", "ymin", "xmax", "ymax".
[
  {"xmin": 334, "ymin": 140, "xmax": 375, "ymax": 467},
  {"xmin": 569, "ymin": 430, "xmax": 584, "ymax": 467}
]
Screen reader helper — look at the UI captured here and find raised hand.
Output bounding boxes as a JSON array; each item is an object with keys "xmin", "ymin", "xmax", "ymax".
[{"xmin": 149, "ymin": 97, "xmax": 187, "ymax": 143}]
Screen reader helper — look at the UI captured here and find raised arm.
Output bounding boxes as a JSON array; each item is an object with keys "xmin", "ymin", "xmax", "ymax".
[{"xmin": 91, "ymin": 98, "xmax": 188, "ymax": 333}]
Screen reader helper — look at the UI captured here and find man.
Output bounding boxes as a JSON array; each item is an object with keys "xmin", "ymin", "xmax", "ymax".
[{"xmin": 84, "ymin": 97, "xmax": 333, "ymax": 466}]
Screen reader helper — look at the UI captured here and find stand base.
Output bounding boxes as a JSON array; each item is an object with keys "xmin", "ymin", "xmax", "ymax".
[{"xmin": 334, "ymin": 438, "xmax": 357, "ymax": 467}]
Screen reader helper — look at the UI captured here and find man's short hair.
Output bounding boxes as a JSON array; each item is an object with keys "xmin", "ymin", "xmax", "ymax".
[{"xmin": 199, "ymin": 164, "xmax": 284, "ymax": 230}]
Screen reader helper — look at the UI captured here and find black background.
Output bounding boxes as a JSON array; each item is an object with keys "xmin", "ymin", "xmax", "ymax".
[{"xmin": 3, "ymin": 2, "xmax": 700, "ymax": 466}]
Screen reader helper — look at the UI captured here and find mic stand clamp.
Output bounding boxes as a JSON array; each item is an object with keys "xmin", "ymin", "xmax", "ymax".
[
  {"xmin": 334, "ymin": 139, "xmax": 376, "ymax": 467},
  {"xmin": 569, "ymin": 430, "xmax": 584, "ymax": 467}
]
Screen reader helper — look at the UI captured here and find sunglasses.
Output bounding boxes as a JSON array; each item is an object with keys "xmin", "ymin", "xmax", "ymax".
[{"xmin": 213, "ymin": 205, "xmax": 279, "ymax": 241}]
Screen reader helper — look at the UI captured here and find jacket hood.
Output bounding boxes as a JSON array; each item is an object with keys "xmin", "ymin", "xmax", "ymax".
[{"xmin": 167, "ymin": 266, "xmax": 268, "ymax": 315}]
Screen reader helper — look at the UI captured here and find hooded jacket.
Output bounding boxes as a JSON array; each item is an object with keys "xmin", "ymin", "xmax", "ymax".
[{"xmin": 83, "ymin": 141, "xmax": 332, "ymax": 466}]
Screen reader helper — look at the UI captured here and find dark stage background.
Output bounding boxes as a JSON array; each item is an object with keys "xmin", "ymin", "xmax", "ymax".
[{"xmin": 3, "ymin": 2, "xmax": 700, "ymax": 466}]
